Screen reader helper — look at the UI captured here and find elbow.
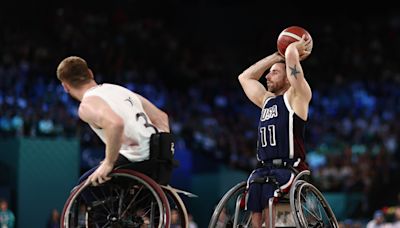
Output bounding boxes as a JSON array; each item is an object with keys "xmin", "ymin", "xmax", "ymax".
[
  {"xmin": 238, "ymin": 73, "xmax": 243, "ymax": 81},
  {"xmin": 156, "ymin": 110, "xmax": 170, "ymax": 132},
  {"xmin": 238, "ymin": 72, "xmax": 246, "ymax": 84},
  {"xmin": 238, "ymin": 74, "xmax": 243, "ymax": 82},
  {"xmin": 161, "ymin": 110, "xmax": 169, "ymax": 124},
  {"xmin": 112, "ymin": 117, "xmax": 125, "ymax": 132}
]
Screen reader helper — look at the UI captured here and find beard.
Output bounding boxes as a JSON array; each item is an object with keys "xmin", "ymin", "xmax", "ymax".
[
  {"xmin": 267, "ymin": 82, "xmax": 276, "ymax": 93},
  {"xmin": 267, "ymin": 81, "xmax": 287, "ymax": 94}
]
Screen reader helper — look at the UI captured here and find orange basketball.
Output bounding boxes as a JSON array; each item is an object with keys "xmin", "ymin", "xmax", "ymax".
[{"xmin": 277, "ymin": 26, "xmax": 313, "ymax": 57}]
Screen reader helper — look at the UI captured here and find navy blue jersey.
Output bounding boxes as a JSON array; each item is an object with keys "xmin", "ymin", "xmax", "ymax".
[{"xmin": 256, "ymin": 93, "xmax": 306, "ymax": 163}]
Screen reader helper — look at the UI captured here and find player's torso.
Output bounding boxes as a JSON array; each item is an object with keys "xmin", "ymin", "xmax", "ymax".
[
  {"xmin": 257, "ymin": 93, "xmax": 304, "ymax": 161},
  {"xmin": 83, "ymin": 83, "xmax": 156, "ymax": 161}
]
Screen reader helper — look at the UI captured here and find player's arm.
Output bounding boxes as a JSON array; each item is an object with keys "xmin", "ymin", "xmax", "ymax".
[
  {"xmin": 79, "ymin": 96, "xmax": 124, "ymax": 166},
  {"xmin": 284, "ymin": 35, "xmax": 312, "ymax": 103},
  {"xmin": 137, "ymin": 94, "xmax": 170, "ymax": 133},
  {"xmin": 238, "ymin": 52, "xmax": 284, "ymax": 108}
]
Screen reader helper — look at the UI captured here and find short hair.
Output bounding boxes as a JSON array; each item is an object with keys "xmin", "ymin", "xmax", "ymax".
[
  {"xmin": 277, "ymin": 60, "xmax": 286, "ymax": 65},
  {"xmin": 56, "ymin": 56, "xmax": 92, "ymax": 88}
]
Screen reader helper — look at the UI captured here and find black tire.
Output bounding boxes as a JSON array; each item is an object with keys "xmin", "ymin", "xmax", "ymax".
[{"xmin": 61, "ymin": 169, "xmax": 171, "ymax": 228}]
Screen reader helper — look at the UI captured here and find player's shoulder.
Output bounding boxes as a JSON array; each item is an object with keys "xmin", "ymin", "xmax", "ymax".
[{"xmin": 261, "ymin": 91, "xmax": 276, "ymax": 107}]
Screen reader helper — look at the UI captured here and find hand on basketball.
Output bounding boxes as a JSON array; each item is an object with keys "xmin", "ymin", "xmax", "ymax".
[
  {"xmin": 87, "ymin": 160, "xmax": 113, "ymax": 186},
  {"xmin": 294, "ymin": 35, "xmax": 312, "ymax": 61}
]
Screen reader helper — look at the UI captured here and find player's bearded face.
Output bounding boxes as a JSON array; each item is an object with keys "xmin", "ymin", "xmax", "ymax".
[
  {"xmin": 267, "ymin": 75, "xmax": 285, "ymax": 93},
  {"xmin": 266, "ymin": 63, "xmax": 286, "ymax": 93},
  {"xmin": 267, "ymin": 79, "xmax": 281, "ymax": 93}
]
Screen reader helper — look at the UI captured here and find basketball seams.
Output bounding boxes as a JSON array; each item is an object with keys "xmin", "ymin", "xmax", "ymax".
[{"xmin": 280, "ymin": 31, "xmax": 302, "ymax": 41}]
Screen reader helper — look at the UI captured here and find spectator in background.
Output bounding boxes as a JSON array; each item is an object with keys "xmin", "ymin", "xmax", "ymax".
[
  {"xmin": 46, "ymin": 208, "xmax": 60, "ymax": 228},
  {"xmin": 171, "ymin": 209, "xmax": 181, "ymax": 228},
  {"xmin": 188, "ymin": 213, "xmax": 198, "ymax": 228},
  {"xmin": 0, "ymin": 199, "xmax": 15, "ymax": 228},
  {"xmin": 390, "ymin": 207, "xmax": 400, "ymax": 227},
  {"xmin": 77, "ymin": 204, "xmax": 87, "ymax": 227},
  {"xmin": 366, "ymin": 210, "xmax": 385, "ymax": 228}
]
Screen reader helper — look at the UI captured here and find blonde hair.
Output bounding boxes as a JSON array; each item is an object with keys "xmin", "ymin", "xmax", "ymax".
[{"xmin": 56, "ymin": 56, "xmax": 92, "ymax": 88}]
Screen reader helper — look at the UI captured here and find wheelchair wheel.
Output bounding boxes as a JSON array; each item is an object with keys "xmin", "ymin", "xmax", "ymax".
[
  {"xmin": 61, "ymin": 169, "xmax": 171, "ymax": 228},
  {"xmin": 163, "ymin": 186, "xmax": 189, "ymax": 228},
  {"xmin": 291, "ymin": 182, "xmax": 338, "ymax": 228},
  {"xmin": 208, "ymin": 181, "xmax": 252, "ymax": 228}
]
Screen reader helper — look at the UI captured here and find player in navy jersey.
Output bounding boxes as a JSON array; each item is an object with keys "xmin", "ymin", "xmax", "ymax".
[{"xmin": 238, "ymin": 35, "xmax": 312, "ymax": 227}]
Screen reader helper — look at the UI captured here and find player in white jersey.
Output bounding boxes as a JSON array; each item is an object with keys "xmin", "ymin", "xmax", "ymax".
[{"xmin": 56, "ymin": 56, "xmax": 170, "ymax": 186}]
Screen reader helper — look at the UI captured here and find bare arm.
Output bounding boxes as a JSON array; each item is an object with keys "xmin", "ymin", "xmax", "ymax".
[
  {"xmin": 79, "ymin": 96, "xmax": 124, "ymax": 166},
  {"xmin": 137, "ymin": 94, "xmax": 170, "ymax": 133},
  {"xmin": 285, "ymin": 35, "xmax": 313, "ymax": 119},
  {"xmin": 238, "ymin": 52, "xmax": 284, "ymax": 108}
]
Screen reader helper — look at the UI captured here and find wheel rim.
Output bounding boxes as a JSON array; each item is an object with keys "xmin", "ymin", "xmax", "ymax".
[
  {"xmin": 296, "ymin": 183, "xmax": 338, "ymax": 228},
  {"xmin": 61, "ymin": 170, "xmax": 170, "ymax": 228}
]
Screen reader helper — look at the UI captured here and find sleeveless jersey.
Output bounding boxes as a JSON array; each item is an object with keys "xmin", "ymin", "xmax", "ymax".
[
  {"xmin": 256, "ymin": 92, "xmax": 306, "ymax": 162},
  {"xmin": 83, "ymin": 83, "xmax": 157, "ymax": 162}
]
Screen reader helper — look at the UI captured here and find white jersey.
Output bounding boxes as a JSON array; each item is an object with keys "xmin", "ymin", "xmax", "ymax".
[{"xmin": 83, "ymin": 83, "xmax": 156, "ymax": 162}]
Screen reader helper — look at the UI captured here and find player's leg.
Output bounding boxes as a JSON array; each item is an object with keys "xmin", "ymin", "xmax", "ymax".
[{"xmin": 264, "ymin": 198, "xmax": 276, "ymax": 228}]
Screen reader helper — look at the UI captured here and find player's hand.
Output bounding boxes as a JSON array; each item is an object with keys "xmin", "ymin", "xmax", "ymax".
[
  {"xmin": 86, "ymin": 160, "xmax": 113, "ymax": 186},
  {"xmin": 289, "ymin": 35, "xmax": 312, "ymax": 61},
  {"xmin": 299, "ymin": 35, "xmax": 312, "ymax": 60}
]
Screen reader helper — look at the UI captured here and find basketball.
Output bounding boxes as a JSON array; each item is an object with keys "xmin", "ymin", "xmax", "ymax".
[{"xmin": 277, "ymin": 26, "xmax": 313, "ymax": 57}]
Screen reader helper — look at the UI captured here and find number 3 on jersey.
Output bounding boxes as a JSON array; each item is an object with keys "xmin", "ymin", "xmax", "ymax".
[
  {"xmin": 136, "ymin": 112, "xmax": 158, "ymax": 133},
  {"xmin": 260, "ymin": 125, "xmax": 276, "ymax": 147}
]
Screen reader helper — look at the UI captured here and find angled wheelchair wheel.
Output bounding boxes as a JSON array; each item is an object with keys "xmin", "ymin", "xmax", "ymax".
[
  {"xmin": 61, "ymin": 169, "xmax": 171, "ymax": 228},
  {"xmin": 291, "ymin": 182, "xmax": 338, "ymax": 228},
  {"xmin": 163, "ymin": 186, "xmax": 189, "ymax": 228},
  {"xmin": 208, "ymin": 181, "xmax": 252, "ymax": 228}
]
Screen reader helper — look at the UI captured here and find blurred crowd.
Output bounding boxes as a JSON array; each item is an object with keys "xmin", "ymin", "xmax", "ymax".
[{"xmin": 1, "ymin": 0, "xmax": 400, "ymax": 221}]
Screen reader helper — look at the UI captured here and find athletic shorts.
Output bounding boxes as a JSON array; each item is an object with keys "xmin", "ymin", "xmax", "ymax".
[{"xmin": 245, "ymin": 167, "xmax": 295, "ymax": 213}]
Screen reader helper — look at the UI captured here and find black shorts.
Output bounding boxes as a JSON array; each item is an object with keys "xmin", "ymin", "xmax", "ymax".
[{"xmin": 245, "ymin": 167, "xmax": 295, "ymax": 213}]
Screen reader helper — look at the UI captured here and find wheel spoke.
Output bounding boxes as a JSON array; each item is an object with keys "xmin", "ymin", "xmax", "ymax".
[{"xmin": 120, "ymin": 184, "xmax": 143, "ymax": 218}]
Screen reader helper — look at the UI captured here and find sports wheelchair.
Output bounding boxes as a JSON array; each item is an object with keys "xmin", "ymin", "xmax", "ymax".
[
  {"xmin": 208, "ymin": 161, "xmax": 338, "ymax": 228},
  {"xmin": 61, "ymin": 132, "xmax": 195, "ymax": 228}
]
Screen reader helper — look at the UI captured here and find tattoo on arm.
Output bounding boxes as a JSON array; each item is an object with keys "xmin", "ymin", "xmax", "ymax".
[{"xmin": 289, "ymin": 65, "xmax": 300, "ymax": 78}]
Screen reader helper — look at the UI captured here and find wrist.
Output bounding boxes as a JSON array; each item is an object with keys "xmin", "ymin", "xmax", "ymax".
[{"xmin": 102, "ymin": 159, "xmax": 115, "ymax": 167}]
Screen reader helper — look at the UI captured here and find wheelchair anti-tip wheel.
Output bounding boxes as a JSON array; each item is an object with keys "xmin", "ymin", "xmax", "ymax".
[{"xmin": 61, "ymin": 169, "xmax": 171, "ymax": 228}]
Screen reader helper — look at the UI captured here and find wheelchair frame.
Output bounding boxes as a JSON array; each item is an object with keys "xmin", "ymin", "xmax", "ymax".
[{"xmin": 208, "ymin": 170, "xmax": 339, "ymax": 228}]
